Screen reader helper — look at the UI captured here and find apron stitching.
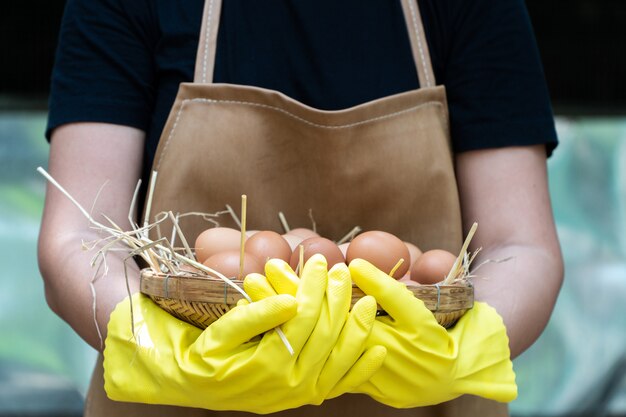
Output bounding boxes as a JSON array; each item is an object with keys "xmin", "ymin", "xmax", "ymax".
[
  {"xmin": 154, "ymin": 98, "xmax": 447, "ymax": 176},
  {"xmin": 202, "ymin": 0, "xmax": 215, "ymax": 83},
  {"xmin": 187, "ymin": 98, "xmax": 442, "ymax": 129},
  {"xmin": 407, "ymin": 0, "xmax": 432, "ymax": 87}
]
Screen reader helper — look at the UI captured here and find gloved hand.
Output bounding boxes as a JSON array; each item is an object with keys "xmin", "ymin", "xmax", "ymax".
[
  {"xmin": 244, "ymin": 258, "xmax": 518, "ymax": 408},
  {"xmin": 103, "ymin": 254, "xmax": 386, "ymax": 414},
  {"xmin": 342, "ymin": 259, "xmax": 518, "ymax": 407}
]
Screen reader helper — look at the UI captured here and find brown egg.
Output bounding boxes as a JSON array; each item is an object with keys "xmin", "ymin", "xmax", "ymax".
[
  {"xmin": 245, "ymin": 231, "xmax": 292, "ymax": 263},
  {"xmin": 346, "ymin": 231, "xmax": 410, "ymax": 279},
  {"xmin": 194, "ymin": 227, "xmax": 242, "ymax": 263},
  {"xmin": 410, "ymin": 249, "xmax": 457, "ymax": 284},
  {"xmin": 289, "ymin": 237, "xmax": 345, "ymax": 271},
  {"xmin": 203, "ymin": 250, "xmax": 264, "ymax": 279},
  {"xmin": 404, "ymin": 241, "xmax": 423, "ymax": 267}
]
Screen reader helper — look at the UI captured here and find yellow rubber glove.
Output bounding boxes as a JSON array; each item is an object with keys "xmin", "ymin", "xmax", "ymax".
[
  {"xmin": 104, "ymin": 254, "xmax": 386, "ymax": 414},
  {"xmin": 340, "ymin": 259, "xmax": 518, "ymax": 408},
  {"xmin": 244, "ymin": 258, "xmax": 518, "ymax": 407}
]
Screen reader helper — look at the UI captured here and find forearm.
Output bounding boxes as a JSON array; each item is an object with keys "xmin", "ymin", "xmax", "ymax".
[
  {"xmin": 455, "ymin": 145, "xmax": 564, "ymax": 359},
  {"xmin": 471, "ymin": 243, "xmax": 563, "ymax": 358},
  {"xmin": 39, "ymin": 229, "xmax": 140, "ymax": 351},
  {"xmin": 39, "ymin": 122, "xmax": 145, "ymax": 351}
]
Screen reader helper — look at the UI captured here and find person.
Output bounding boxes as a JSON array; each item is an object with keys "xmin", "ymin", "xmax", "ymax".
[{"xmin": 38, "ymin": 0, "xmax": 564, "ymax": 416}]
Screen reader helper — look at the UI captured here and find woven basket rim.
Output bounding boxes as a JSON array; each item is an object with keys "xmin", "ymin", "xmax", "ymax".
[{"xmin": 139, "ymin": 268, "xmax": 474, "ymax": 313}]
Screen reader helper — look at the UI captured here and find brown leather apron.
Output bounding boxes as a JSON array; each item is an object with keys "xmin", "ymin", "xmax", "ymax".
[{"xmin": 84, "ymin": 0, "xmax": 508, "ymax": 415}]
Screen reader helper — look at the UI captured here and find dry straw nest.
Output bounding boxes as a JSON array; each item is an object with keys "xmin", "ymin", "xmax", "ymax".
[
  {"xmin": 138, "ymin": 214, "xmax": 478, "ymax": 329},
  {"xmin": 39, "ymin": 168, "xmax": 476, "ymax": 337}
]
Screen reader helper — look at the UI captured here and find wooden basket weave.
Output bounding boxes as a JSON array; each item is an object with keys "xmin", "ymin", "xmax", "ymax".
[{"xmin": 140, "ymin": 269, "xmax": 473, "ymax": 328}]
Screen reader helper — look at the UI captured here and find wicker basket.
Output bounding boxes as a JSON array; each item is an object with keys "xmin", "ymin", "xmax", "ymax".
[{"xmin": 140, "ymin": 268, "xmax": 474, "ymax": 329}]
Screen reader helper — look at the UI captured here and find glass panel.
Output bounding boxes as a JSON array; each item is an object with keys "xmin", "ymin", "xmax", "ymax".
[
  {"xmin": 0, "ymin": 113, "xmax": 93, "ymax": 414},
  {"xmin": 511, "ymin": 118, "xmax": 626, "ymax": 416}
]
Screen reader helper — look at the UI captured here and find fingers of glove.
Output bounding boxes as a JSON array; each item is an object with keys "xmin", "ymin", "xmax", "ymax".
[
  {"xmin": 349, "ymin": 258, "xmax": 431, "ymax": 325},
  {"xmin": 322, "ymin": 263, "xmax": 352, "ymax": 332},
  {"xmin": 299, "ymin": 263, "xmax": 353, "ymax": 368},
  {"xmin": 244, "ymin": 273, "xmax": 278, "ymax": 302},
  {"xmin": 326, "ymin": 345, "xmax": 387, "ymax": 399},
  {"xmin": 279, "ymin": 254, "xmax": 329, "ymax": 354},
  {"xmin": 264, "ymin": 259, "xmax": 300, "ymax": 296},
  {"xmin": 195, "ymin": 294, "xmax": 297, "ymax": 355},
  {"xmin": 236, "ymin": 299, "xmax": 249, "ymax": 307},
  {"xmin": 316, "ymin": 295, "xmax": 378, "ymax": 391}
]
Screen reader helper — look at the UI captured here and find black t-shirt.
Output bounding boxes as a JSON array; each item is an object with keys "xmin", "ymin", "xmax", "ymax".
[{"xmin": 47, "ymin": 0, "xmax": 558, "ymax": 179}]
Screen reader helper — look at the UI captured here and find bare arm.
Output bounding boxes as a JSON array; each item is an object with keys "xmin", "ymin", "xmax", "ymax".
[
  {"xmin": 455, "ymin": 145, "xmax": 564, "ymax": 358},
  {"xmin": 38, "ymin": 123, "xmax": 145, "ymax": 351}
]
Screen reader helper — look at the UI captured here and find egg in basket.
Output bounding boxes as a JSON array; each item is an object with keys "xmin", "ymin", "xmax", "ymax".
[{"xmin": 139, "ymin": 200, "xmax": 477, "ymax": 330}]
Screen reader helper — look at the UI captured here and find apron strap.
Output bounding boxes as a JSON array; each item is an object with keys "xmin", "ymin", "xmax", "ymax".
[
  {"xmin": 400, "ymin": 0, "xmax": 436, "ymax": 88},
  {"xmin": 193, "ymin": 0, "xmax": 436, "ymax": 88},
  {"xmin": 194, "ymin": 0, "xmax": 223, "ymax": 84}
]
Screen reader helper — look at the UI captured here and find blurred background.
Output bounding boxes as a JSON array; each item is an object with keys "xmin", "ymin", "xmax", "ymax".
[{"xmin": 1, "ymin": 1, "xmax": 625, "ymax": 416}]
